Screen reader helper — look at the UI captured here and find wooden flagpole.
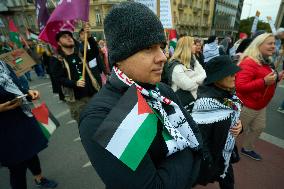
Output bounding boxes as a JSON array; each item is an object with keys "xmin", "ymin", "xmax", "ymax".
[{"xmin": 82, "ymin": 22, "xmax": 89, "ymax": 80}]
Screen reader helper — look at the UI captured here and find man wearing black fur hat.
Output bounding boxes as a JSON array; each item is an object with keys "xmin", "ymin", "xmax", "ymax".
[
  {"xmin": 52, "ymin": 25, "xmax": 104, "ymax": 123},
  {"xmin": 79, "ymin": 2, "xmax": 203, "ymax": 189}
]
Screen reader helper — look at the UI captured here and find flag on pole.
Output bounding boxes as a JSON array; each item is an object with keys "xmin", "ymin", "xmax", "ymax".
[
  {"xmin": 168, "ymin": 29, "xmax": 177, "ymax": 55},
  {"xmin": 94, "ymin": 85, "xmax": 158, "ymax": 171},
  {"xmin": 26, "ymin": 29, "xmax": 39, "ymax": 40},
  {"xmin": 8, "ymin": 19, "xmax": 23, "ymax": 48},
  {"xmin": 39, "ymin": 0, "xmax": 90, "ymax": 48},
  {"xmin": 36, "ymin": 0, "xmax": 50, "ymax": 32}
]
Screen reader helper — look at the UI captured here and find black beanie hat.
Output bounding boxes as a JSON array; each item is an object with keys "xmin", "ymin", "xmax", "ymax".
[{"xmin": 104, "ymin": 2, "xmax": 166, "ymax": 66}]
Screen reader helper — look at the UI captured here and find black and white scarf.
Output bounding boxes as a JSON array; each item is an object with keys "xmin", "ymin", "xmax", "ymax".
[
  {"xmin": 0, "ymin": 61, "xmax": 32, "ymax": 117},
  {"xmin": 191, "ymin": 95, "xmax": 241, "ymax": 178},
  {"xmin": 114, "ymin": 66, "xmax": 200, "ymax": 155}
]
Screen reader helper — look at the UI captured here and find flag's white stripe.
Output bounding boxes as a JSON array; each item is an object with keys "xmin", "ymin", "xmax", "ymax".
[
  {"xmin": 42, "ymin": 118, "xmax": 57, "ymax": 135},
  {"xmin": 106, "ymin": 104, "xmax": 148, "ymax": 158}
]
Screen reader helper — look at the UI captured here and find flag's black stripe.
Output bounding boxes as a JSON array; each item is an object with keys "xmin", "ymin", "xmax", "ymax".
[{"xmin": 93, "ymin": 85, "xmax": 137, "ymax": 147}]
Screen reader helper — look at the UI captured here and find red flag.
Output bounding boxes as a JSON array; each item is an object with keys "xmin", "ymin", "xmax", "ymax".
[
  {"xmin": 39, "ymin": 0, "xmax": 90, "ymax": 48},
  {"xmin": 8, "ymin": 19, "xmax": 18, "ymax": 32}
]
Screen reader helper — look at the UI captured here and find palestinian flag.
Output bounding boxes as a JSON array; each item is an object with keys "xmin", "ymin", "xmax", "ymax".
[
  {"xmin": 94, "ymin": 85, "xmax": 158, "ymax": 171},
  {"xmin": 32, "ymin": 102, "xmax": 60, "ymax": 140},
  {"xmin": 169, "ymin": 29, "xmax": 177, "ymax": 50},
  {"xmin": 26, "ymin": 29, "xmax": 39, "ymax": 40},
  {"xmin": 8, "ymin": 19, "xmax": 23, "ymax": 48}
]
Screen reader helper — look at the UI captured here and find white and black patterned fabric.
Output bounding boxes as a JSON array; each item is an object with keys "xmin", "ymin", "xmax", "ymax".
[
  {"xmin": 0, "ymin": 61, "xmax": 32, "ymax": 117},
  {"xmin": 191, "ymin": 96, "xmax": 241, "ymax": 178},
  {"xmin": 113, "ymin": 66, "xmax": 200, "ymax": 156}
]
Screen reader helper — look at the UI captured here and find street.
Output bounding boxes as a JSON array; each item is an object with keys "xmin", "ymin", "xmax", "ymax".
[{"xmin": 0, "ymin": 73, "xmax": 284, "ymax": 189}]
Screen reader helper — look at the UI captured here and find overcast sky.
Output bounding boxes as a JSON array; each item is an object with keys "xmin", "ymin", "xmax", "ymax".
[{"xmin": 241, "ymin": 0, "xmax": 282, "ymax": 23}]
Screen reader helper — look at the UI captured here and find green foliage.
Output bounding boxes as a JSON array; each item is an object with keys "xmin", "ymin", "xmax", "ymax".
[{"xmin": 239, "ymin": 17, "xmax": 271, "ymax": 36}]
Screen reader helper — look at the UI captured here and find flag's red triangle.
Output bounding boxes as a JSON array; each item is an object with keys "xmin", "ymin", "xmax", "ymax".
[
  {"xmin": 8, "ymin": 19, "xmax": 18, "ymax": 32},
  {"xmin": 137, "ymin": 90, "xmax": 153, "ymax": 115},
  {"xmin": 31, "ymin": 102, "xmax": 49, "ymax": 125}
]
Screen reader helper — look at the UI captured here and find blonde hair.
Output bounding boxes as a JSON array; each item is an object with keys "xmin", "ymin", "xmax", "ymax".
[
  {"xmin": 240, "ymin": 33, "xmax": 275, "ymax": 63},
  {"xmin": 170, "ymin": 36, "xmax": 194, "ymax": 68}
]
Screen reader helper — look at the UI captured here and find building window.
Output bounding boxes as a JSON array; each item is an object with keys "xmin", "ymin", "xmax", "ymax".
[{"xmin": 96, "ymin": 13, "xmax": 102, "ymax": 24}]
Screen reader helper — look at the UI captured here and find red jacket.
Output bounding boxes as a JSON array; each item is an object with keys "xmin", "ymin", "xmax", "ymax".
[{"xmin": 236, "ymin": 57, "xmax": 276, "ymax": 110}]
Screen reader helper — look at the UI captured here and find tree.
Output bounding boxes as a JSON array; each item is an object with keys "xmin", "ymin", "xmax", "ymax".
[{"xmin": 239, "ymin": 17, "xmax": 271, "ymax": 36}]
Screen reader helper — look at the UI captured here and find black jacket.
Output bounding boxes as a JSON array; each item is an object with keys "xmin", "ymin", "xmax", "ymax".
[
  {"xmin": 79, "ymin": 73, "xmax": 203, "ymax": 189},
  {"xmin": 0, "ymin": 65, "xmax": 47, "ymax": 166},
  {"xmin": 52, "ymin": 37, "xmax": 104, "ymax": 100},
  {"xmin": 194, "ymin": 85, "xmax": 236, "ymax": 185},
  {"xmin": 195, "ymin": 53, "xmax": 205, "ymax": 68}
]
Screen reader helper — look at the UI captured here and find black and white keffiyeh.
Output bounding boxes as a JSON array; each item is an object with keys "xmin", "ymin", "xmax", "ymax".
[
  {"xmin": 114, "ymin": 66, "xmax": 200, "ymax": 156},
  {"xmin": 0, "ymin": 61, "xmax": 32, "ymax": 117},
  {"xmin": 191, "ymin": 96, "xmax": 241, "ymax": 178}
]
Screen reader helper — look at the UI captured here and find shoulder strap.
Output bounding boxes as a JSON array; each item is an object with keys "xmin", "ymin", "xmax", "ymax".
[{"xmin": 63, "ymin": 59, "xmax": 72, "ymax": 80}]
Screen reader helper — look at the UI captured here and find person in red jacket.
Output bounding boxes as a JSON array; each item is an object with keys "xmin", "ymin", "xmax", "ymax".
[{"xmin": 236, "ymin": 33, "xmax": 284, "ymax": 160}]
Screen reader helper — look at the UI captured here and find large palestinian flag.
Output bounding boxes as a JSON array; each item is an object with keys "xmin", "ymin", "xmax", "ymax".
[{"xmin": 94, "ymin": 85, "xmax": 158, "ymax": 171}]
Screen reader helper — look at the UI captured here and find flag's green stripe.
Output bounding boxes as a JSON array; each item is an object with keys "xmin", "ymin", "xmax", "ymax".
[
  {"xmin": 119, "ymin": 114, "xmax": 158, "ymax": 171},
  {"xmin": 38, "ymin": 122, "xmax": 51, "ymax": 139},
  {"xmin": 162, "ymin": 129, "xmax": 173, "ymax": 141},
  {"xmin": 169, "ymin": 41, "xmax": 176, "ymax": 49}
]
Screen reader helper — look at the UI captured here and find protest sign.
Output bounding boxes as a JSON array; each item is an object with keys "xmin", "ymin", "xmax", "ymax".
[
  {"xmin": 0, "ymin": 49, "xmax": 36, "ymax": 76},
  {"xmin": 135, "ymin": 0, "xmax": 173, "ymax": 28}
]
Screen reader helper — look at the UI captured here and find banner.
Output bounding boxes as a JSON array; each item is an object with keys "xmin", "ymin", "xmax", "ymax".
[
  {"xmin": 36, "ymin": 0, "xmax": 50, "ymax": 31},
  {"xmin": 135, "ymin": 0, "xmax": 173, "ymax": 29},
  {"xmin": 0, "ymin": 49, "xmax": 36, "ymax": 76},
  {"xmin": 251, "ymin": 11, "xmax": 260, "ymax": 34},
  {"xmin": 267, "ymin": 16, "xmax": 277, "ymax": 35},
  {"xmin": 39, "ymin": 0, "xmax": 90, "ymax": 47}
]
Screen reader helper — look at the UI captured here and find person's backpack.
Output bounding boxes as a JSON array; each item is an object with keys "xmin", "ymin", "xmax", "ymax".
[
  {"xmin": 161, "ymin": 59, "xmax": 181, "ymax": 86},
  {"xmin": 161, "ymin": 59, "xmax": 195, "ymax": 112}
]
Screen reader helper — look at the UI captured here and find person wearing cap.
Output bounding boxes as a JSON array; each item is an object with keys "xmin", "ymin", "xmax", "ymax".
[
  {"xmin": 52, "ymin": 25, "xmax": 102, "ymax": 123},
  {"xmin": 191, "ymin": 55, "xmax": 243, "ymax": 189},
  {"xmin": 79, "ymin": 2, "xmax": 203, "ymax": 189},
  {"xmin": 236, "ymin": 33, "xmax": 284, "ymax": 160}
]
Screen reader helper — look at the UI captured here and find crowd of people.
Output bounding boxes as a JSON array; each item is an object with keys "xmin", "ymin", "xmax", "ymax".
[{"xmin": 1, "ymin": 1, "xmax": 284, "ymax": 189}]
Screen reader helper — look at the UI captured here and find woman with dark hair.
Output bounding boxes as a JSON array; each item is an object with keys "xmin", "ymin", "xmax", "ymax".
[
  {"xmin": 192, "ymin": 55, "xmax": 243, "ymax": 189},
  {"xmin": 194, "ymin": 38, "xmax": 205, "ymax": 68},
  {"xmin": 0, "ymin": 61, "xmax": 57, "ymax": 189}
]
